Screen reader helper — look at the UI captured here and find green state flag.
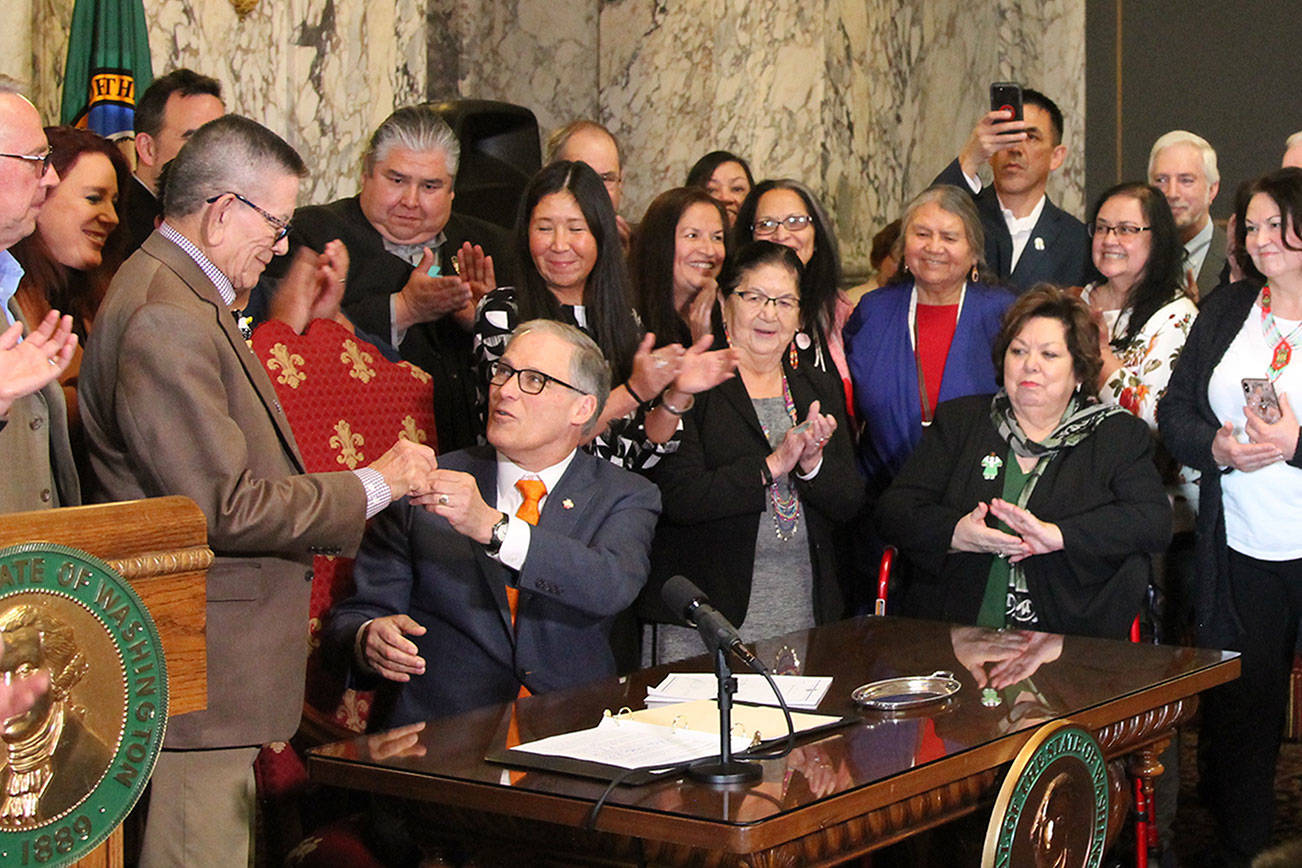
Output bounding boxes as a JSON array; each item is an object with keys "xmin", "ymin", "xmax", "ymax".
[{"xmin": 60, "ymin": 0, "xmax": 153, "ymax": 139}]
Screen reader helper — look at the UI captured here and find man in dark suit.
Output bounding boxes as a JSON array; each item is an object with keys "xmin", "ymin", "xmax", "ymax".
[
  {"xmin": 0, "ymin": 80, "xmax": 80, "ymax": 513},
  {"xmin": 1148, "ymin": 130, "xmax": 1227, "ymax": 302},
  {"xmin": 78, "ymin": 114, "xmax": 438, "ymax": 866},
  {"xmin": 933, "ymin": 88, "xmax": 1090, "ymax": 292},
  {"xmin": 275, "ymin": 105, "xmax": 513, "ymax": 452},
  {"xmin": 326, "ymin": 320, "xmax": 660, "ymax": 727},
  {"xmin": 122, "ymin": 69, "xmax": 225, "ymax": 254}
]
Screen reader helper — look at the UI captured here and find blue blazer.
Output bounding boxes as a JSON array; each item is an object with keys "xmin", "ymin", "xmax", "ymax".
[
  {"xmin": 324, "ymin": 445, "xmax": 661, "ymax": 728},
  {"xmin": 844, "ymin": 281, "xmax": 1014, "ymax": 491},
  {"xmin": 934, "ymin": 159, "xmax": 1092, "ymax": 292}
]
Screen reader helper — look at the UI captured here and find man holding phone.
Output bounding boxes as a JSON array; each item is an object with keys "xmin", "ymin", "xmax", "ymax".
[{"xmin": 933, "ymin": 86, "xmax": 1090, "ymax": 292}]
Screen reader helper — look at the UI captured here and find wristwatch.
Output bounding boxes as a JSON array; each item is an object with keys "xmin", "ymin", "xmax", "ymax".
[{"xmin": 483, "ymin": 512, "xmax": 510, "ymax": 556}]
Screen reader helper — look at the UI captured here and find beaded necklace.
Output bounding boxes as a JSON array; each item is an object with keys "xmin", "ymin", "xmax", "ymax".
[
  {"xmin": 1260, "ymin": 284, "xmax": 1302, "ymax": 382},
  {"xmin": 758, "ymin": 373, "xmax": 801, "ymax": 542}
]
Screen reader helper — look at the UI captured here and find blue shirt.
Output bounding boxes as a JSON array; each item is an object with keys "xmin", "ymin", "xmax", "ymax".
[{"xmin": 0, "ymin": 250, "xmax": 24, "ymax": 328}]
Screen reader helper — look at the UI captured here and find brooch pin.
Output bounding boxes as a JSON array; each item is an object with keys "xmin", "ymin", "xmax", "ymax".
[
  {"xmin": 981, "ymin": 453, "xmax": 1003, "ymax": 481},
  {"xmin": 981, "ymin": 687, "xmax": 1002, "ymax": 708},
  {"xmin": 1033, "ymin": 237, "xmax": 1045, "ymax": 251},
  {"xmin": 562, "ymin": 498, "xmax": 574, "ymax": 510}
]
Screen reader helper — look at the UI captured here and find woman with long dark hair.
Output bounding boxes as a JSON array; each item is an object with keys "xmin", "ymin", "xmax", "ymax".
[
  {"xmin": 11, "ymin": 125, "xmax": 130, "ymax": 426},
  {"xmin": 630, "ymin": 186, "xmax": 728, "ymax": 348},
  {"xmin": 473, "ymin": 161, "xmax": 734, "ymax": 471},
  {"xmin": 685, "ymin": 150, "xmax": 753, "ymax": 230}
]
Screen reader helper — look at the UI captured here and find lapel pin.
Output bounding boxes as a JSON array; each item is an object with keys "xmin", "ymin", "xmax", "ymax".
[
  {"xmin": 981, "ymin": 452, "xmax": 1003, "ymax": 481},
  {"xmin": 1033, "ymin": 237, "xmax": 1045, "ymax": 251},
  {"xmin": 562, "ymin": 498, "xmax": 574, "ymax": 510}
]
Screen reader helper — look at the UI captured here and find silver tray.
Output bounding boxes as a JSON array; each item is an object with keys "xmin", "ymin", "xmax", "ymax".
[{"xmin": 850, "ymin": 670, "xmax": 961, "ymax": 710}]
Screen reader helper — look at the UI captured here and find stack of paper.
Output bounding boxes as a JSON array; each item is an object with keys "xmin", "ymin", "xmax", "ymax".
[{"xmin": 645, "ymin": 673, "xmax": 832, "ymax": 710}]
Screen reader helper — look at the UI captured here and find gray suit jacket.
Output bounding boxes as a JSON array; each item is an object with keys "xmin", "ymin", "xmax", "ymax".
[
  {"xmin": 79, "ymin": 230, "xmax": 367, "ymax": 748},
  {"xmin": 0, "ymin": 298, "xmax": 79, "ymax": 512},
  {"xmin": 1195, "ymin": 222, "xmax": 1229, "ymax": 302}
]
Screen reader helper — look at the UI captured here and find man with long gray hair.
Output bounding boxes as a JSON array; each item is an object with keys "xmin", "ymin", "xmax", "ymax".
[
  {"xmin": 78, "ymin": 114, "xmax": 439, "ymax": 865},
  {"xmin": 270, "ymin": 104, "xmax": 513, "ymax": 452}
]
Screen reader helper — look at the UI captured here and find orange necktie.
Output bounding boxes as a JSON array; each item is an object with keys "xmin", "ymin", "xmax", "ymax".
[
  {"xmin": 505, "ymin": 478, "xmax": 546, "ymax": 624},
  {"xmin": 506, "ymin": 478, "xmax": 547, "ymax": 763}
]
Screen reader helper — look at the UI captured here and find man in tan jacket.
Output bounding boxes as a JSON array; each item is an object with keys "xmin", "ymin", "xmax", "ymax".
[{"xmin": 79, "ymin": 114, "xmax": 438, "ymax": 866}]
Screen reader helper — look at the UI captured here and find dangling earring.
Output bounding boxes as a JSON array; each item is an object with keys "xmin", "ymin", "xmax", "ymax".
[
  {"xmin": 970, "ymin": 263, "xmax": 980, "ymax": 283},
  {"xmin": 788, "ymin": 340, "xmax": 799, "ymax": 369},
  {"xmin": 901, "ymin": 261, "xmax": 911, "ymax": 276}
]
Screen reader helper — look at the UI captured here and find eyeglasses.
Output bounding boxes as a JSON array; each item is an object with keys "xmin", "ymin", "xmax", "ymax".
[
  {"xmin": 752, "ymin": 214, "xmax": 813, "ymax": 235},
  {"xmin": 0, "ymin": 147, "xmax": 54, "ymax": 176},
  {"xmin": 489, "ymin": 360, "xmax": 587, "ymax": 396},
  {"xmin": 733, "ymin": 289, "xmax": 801, "ymax": 313},
  {"xmin": 206, "ymin": 192, "xmax": 291, "ymax": 243},
  {"xmin": 1088, "ymin": 221, "xmax": 1151, "ymax": 238}
]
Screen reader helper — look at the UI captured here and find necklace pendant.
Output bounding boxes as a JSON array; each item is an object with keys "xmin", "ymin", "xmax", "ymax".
[
  {"xmin": 1274, "ymin": 339, "xmax": 1292, "ymax": 372},
  {"xmin": 981, "ymin": 452, "xmax": 1003, "ymax": 481}
]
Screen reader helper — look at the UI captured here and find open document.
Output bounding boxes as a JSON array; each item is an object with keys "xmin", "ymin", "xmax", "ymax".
[
  {"xmin": 645, "ymin": 673, "xmax": 832, "ymax": 709},
  {"xmin": 493, "ymin": 699, "xmax": 848, "ymax": 782}
]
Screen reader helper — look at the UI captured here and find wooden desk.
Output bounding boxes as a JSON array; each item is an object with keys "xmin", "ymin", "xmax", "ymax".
[{"xmin": 308, "ymin": 617, "xmax": 1239, "ymax": 865}]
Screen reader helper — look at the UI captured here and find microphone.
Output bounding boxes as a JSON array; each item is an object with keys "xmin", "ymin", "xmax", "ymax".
[{"xmin": 661, "ymin": 575, "xmax": 767, "ymax": 673}]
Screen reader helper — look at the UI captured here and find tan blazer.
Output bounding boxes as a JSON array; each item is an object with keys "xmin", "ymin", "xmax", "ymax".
[
  {"xmin": 0, "ymin": 298, "xmax": 79, "ymax": 512},
  {"xmin": 78, "ymin": 231, "xmax": 367, "ymax": 749}
]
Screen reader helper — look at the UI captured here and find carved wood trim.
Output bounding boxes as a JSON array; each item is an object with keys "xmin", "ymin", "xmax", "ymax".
[{"xmin": 106, "ymin": 545, "xmax": 213, "ymax": 580}]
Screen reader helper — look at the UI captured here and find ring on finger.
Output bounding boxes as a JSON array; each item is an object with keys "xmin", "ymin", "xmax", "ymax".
[{"xmin": 438, "ymin": 494, "xmax": 450, "ymax": 506}]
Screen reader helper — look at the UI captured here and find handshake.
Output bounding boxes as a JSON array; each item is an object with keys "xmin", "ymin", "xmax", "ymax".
[{"xmin": 367, "ymin": 440, "xmax": 502, "ymax": 544}]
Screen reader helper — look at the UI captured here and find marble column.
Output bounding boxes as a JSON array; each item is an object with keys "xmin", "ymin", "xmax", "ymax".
[
  {"xmin": 20, "ymin": 0, "xmax": 1085, "ymax": 274},
  {"xmin": 598, "ymin": 0, "xmax": 1086, "ymax": 275}
]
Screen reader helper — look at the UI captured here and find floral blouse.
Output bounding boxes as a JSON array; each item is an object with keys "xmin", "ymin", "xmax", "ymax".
[
  {"xmin": 471, "ymin": 287, "xmax": 680, "ymax": 472},
  {"xmin": 1085, "ymin": 285, "xmax": 1199, "ymax": 430},
  {"xmin": 1085, "ymin": 284, "xmax": 1200, "ymax": 527}
]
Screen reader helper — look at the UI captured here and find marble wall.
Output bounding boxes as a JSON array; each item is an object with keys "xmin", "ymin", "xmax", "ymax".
[
  {"xmin": 12, "ymin": 0, "xmax": 1085, "ymax": 274},
  {"xmin": 19, "ymin": 0, "xmax": 426, "ymax": 205}
]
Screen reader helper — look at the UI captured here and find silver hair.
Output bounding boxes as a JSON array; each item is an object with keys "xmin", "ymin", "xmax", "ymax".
[
  {"xmin": 893, "ymin": 184, "xmax": 987, "ymax": 270},
  {"xmin": 362, "ymin": 105, "xmax": 460, "ymax": 178},
  {"xmin": 1287, "ymin": 131, "xmax": 1302, "ymax": 150},
  {"xmin": 508, "ymin": 319, "xmax": 611, "ymax": 436},
  {"xmin": 1148, "ymin": 130, "xmax": 1220, "ymax": 186},
  {"xmin": 162, "ymin": 114, "xmax": 306, "ymax": 219}
]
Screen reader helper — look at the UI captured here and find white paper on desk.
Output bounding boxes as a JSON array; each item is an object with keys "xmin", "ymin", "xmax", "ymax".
[
  {"xmin": 645, "ymin": 673, "xmax": 832, "ymax": 710},
  {"xmin": 507, "ymin": 717, "xmax": 751, "ymax": 771}
]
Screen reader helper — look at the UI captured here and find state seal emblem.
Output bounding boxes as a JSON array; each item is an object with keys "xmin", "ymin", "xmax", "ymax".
[
  {"xmin": 0, "ymin": 544, "xmax": 167, "ymax": 866},
  {"xmin": 982, "ymin": 720, "xmax": 1108, "ymax": 868}
]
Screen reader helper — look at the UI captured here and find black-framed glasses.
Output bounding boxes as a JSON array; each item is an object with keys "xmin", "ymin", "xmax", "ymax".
[
  {"xmin": 0, "ymin": 146, "xmax": 54, "ymax": 176},
  {"xmin": 489, "ymin": 360, "xmax": 587, "ymax": 396},
  {"xmin": 752, "ymin": 214, "xmax": 813, "ymax": 235},
  {"xmin": 206, "ymin": 191, "xmax": 291, "ymax": 242},
  {"xmin": 733, "ymin": 289, "xmax": 801, "ymax": 313},
  {"xmin": 1088, "ymin": 221, "xmax": 1151, "ymax": 238}
]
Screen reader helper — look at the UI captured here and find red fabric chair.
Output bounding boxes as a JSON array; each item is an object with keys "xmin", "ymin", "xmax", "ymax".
[{"xmin": 249, "ymin": 318, "xmax": 437, "ymax": 866}]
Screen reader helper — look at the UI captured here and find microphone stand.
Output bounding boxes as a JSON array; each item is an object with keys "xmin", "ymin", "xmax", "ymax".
[{"xmin": 688, "ymin": 647, "xmax": 762, "ymax": 785}]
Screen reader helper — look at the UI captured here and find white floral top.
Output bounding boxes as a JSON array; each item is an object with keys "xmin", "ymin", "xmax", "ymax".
[
  {"xmin": 1085, "ymin": 285, "xmax": 1199, "ymax": 429},
  {"xmin": 1084, "ymin": 284, "xmax": 1200, "ymax": 527}
]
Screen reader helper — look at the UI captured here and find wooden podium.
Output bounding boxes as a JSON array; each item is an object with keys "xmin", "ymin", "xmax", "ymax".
[{"xmin": 0, "ymin": 496, "xmax": 210, "ymax": 868}]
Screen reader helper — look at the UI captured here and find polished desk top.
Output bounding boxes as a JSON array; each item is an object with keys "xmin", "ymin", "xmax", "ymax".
[{"xmin": 308, "ymin": 616, "xmax": 1238, "ymax": 855}]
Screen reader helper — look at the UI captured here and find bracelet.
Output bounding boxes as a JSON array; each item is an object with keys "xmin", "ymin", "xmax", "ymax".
[
  {"xmin": 760, "ymin": 460, "xmax": 774, "ymax": 487},
  {"xmin": 625, "ymin": 380, "xmax": 649, "ymax": 406},
  {"xmin": 659, "ymin": 391, "xmax": 695, "ymax": 416}
]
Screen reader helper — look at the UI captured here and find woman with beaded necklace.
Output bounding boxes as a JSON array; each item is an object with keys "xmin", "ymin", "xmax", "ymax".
[
  {"xmin": 637, "ymin": 242, "xmax": 864, "ymax": 665},
  {"xmin": 1159, "ymin": 167, "xmax": 1302, "ymax": 865}
]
